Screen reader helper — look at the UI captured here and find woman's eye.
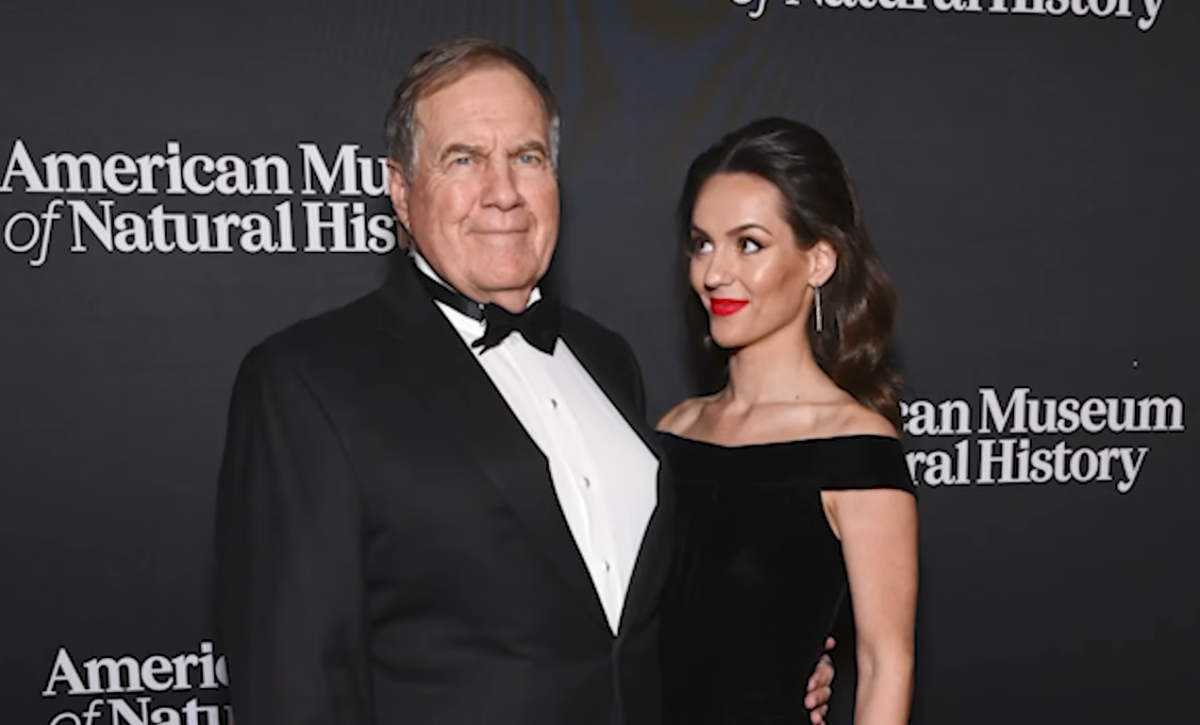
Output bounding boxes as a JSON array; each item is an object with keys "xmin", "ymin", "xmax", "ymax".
[
  {"xmin": 692, "ymin": 239, "xmax": 713, "ymax": 254},
  {"xmin": 740, "ymin": 237, "xmax": 762, "ymax": 254}
]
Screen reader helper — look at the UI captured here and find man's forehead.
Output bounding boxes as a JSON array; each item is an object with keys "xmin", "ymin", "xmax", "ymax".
[{"xmin": 414, "ymin": 66, "xmax": 549, "ymax": 144}]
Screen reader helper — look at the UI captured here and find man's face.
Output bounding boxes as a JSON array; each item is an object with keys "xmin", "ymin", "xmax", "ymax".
[{"xmin": 390, "ymin": 64, "xmax": 560, "ymax": 312}]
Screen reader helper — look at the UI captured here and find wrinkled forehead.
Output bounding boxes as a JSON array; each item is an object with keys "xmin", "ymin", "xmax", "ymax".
[{"xmin": 413, "ymin": 64, "xmax": 551, "ymax": 149}]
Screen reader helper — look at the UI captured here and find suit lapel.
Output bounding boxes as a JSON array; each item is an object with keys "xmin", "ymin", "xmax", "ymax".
[
  {"xmin": 371, "ymin": 263, "xmax": 609, "ymax": 631},
  {"xmin": 559, "ymin": 318, "xmax": 675, "ymax": 636}
]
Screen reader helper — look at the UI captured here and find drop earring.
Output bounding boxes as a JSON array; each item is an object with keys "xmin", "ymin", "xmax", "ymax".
[{"xmin": 814, "ymin": 285, "xmax": 823, "ymax": 333}]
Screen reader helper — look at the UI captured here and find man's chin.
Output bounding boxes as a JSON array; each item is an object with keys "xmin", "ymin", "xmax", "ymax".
[
  {"xmin": 467, "ymin": 267, "xmax": 540, "ymax": 300},
  {"xmin": 470, "ymin": 232, "xmax": 538, "ymax": 252},
  {"xmin": 470, "ymin": 257, "xmax": 549, "ymax": 289}
]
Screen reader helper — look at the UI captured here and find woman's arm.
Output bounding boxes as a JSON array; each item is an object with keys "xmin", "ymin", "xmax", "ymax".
[{"xmin": 825, "ymin": 487, "xmax": 918, "ymax": 725}]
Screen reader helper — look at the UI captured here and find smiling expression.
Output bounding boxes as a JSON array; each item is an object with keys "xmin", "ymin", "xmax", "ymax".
[
  {"xmin": 689, "ymin": 172, "xmax": 830, "ymax": 349},
  {"xmin": 390, "ymin": 64, "xmax": 560, "ymax": 311}
]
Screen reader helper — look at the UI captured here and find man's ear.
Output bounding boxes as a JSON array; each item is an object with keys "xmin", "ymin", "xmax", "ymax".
[
  {"xmin": 388, "ymin": 160, "xmax": 411, "ymax": 232},
  {"xmin": 810, "ymin": 239, "xmax": 838, "ymax": 288}
]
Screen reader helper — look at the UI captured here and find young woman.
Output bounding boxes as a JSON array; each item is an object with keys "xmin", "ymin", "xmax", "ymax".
[{"xmin": 658, "ymin": 117, "xmax": 918, "ymax": 724}]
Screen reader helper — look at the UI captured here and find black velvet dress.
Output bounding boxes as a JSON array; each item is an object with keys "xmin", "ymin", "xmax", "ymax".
[{"xmin": 659, "ymin": 433, "xmax": 914, "ymax": 724}]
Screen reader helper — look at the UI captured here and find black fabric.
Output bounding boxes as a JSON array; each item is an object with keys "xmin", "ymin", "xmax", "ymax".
[
  {"xmin": 411, "ymin": 261, "xmax": 487, "ymax": 321},
  {"xmin": 658, "ymin": 434, "xmax": 914, "ymax": 724},
  {"xmin": 215, "ymin": 259, "xmax": 670, "ymax": 725},
  {"xmin": 474, "ymin": 297, "xmax": 561, "ymax": 354},
  {"xmin": 410, "ymin": 256, "xmax": 562, "ymax": 354}
]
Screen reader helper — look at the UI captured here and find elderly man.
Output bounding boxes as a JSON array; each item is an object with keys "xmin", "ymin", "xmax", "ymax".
[{"xmin": 216, "ymin": 38, "xmax": 834, "ymax": 725}]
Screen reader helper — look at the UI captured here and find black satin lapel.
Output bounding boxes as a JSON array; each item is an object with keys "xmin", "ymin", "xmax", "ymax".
[
  {"xmin": 372, "ymin": 267, "xmax": 609, "ymax": 631},
  {"xmin": 558, "ymin": 318, "xmax": 674, "ymax": 634}
]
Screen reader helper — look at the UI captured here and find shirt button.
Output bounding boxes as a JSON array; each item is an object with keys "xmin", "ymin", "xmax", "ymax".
[
  {"xmin": 604, "ymin": 561, "xmax": 611, "ymax": 573},
  {"xmin": 583, "ymin": 477, "xmax": 592, "ymax": 488},
  {"xmin": 550, "ymin": 398, "xmax": 558, "ymax": 409}
]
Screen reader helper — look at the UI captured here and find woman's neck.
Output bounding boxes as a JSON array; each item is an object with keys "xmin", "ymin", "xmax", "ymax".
[{"xmin": 721, "ymin": 325, "xmax": 832, "ymax": 408}]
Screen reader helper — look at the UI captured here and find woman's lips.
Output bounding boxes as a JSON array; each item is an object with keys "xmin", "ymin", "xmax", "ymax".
[{"xmin": 710, "ymin": 298, "xmax": 748, "ymax": 316}]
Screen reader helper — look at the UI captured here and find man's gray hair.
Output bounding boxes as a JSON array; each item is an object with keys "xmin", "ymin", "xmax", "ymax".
[{"xmin": 384, "ymin": 38, "xmax": 561, "ymax": 182}]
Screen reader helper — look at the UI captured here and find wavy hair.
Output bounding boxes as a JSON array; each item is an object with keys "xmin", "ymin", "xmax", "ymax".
[{"xmin": 678, "ymin": 117, "xmax": 902, "ymax": 428}]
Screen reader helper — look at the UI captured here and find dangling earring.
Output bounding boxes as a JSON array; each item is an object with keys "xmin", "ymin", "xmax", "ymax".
[{"xmin": 814, "ymin": 285, "xmax": 823, "ymax": 333}]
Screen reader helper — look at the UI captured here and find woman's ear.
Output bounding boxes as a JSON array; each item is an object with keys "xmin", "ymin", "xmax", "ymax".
[{"xmin": 810, "ymin": 239, "xmax": 838, "ymax": 287}]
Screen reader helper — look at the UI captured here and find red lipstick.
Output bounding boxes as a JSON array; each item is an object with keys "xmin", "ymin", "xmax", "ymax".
[{"xmin": 710, "ymin": 298, "xmax": 748, "ymax": 316}]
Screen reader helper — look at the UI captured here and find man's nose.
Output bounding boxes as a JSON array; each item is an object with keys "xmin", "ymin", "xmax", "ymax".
[{"xmin": 481, "ymin": 160, "xmax": 523, "ymax": 210}]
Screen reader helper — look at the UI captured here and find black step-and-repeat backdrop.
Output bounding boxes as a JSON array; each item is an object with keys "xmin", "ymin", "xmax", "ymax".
[{"xmin": 2, "ymin": 1, "xmax": 1195, "ymax": 724}]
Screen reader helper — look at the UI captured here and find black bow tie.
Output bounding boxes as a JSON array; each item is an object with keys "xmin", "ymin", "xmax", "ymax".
[{"xmin": 413, "ymin": 261, "xmax": 560, "ymax": 355}]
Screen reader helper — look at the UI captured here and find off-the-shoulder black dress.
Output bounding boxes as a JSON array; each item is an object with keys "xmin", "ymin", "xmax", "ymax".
[{"xmin": 659, "ymin": 433, "xmax": 915, "ymax": 724}]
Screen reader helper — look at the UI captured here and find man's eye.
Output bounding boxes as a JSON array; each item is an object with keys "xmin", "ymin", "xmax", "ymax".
[
  {"xmin": 518, "ymin": 153, "xmax": 541, "ymax": 165},
  {"xmin": 453, "ymin": 156, "xmax": 472, "ymax": 165}
]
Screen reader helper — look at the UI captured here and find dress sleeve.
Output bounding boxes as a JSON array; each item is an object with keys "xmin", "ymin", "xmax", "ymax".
[{"xmin": 816, "ymin": 436, "xmax": 917, "ymax": 497}]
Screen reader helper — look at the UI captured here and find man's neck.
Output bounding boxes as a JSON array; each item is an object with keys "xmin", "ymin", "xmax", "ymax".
[{"xmin": 409, "ymin": 248, "xmax": 540, "ymax": 312}]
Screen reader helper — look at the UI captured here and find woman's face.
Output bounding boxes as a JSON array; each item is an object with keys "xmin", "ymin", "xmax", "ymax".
[{"xmin": 688, "ymin": 172, "xmax": 830, "ymax": 350}]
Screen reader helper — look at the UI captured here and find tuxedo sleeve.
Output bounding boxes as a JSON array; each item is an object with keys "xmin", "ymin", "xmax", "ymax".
[{"xmin": 215, "ymin": 344, "xmax": 373, "ymax": 725}]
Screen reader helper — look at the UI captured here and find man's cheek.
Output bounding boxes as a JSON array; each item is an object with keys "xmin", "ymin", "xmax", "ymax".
[{"xmin": 435, "ymin": 181, "xmax": 475, "ymax": 217}]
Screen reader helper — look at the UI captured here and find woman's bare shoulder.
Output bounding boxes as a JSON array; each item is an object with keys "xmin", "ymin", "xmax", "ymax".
[
  {"xmin": 833, "ymin": 403, "xmax": 900, "ymax": 439},
  {"xmin": 656, "ymin": 395, "xmax": 713, "ymax": 434},
  {"xmin": 775, "ymin": 397, "xmax": 900, "ymax": 441}
]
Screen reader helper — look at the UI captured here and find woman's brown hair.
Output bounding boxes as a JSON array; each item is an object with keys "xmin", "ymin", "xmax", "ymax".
[{"xmin": 679, "ymin": 117, "xmax": 903, "ymax": 428}]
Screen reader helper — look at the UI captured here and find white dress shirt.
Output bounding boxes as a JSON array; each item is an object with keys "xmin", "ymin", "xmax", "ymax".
[{"xmin": 413, "ymin": 253, "xmax": 659, "ymax": 633}]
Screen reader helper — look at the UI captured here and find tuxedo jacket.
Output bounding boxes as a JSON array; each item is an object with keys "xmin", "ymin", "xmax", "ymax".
[{"xmin": 215, "ymin": 260, "xmax": 673, "ymax": 725}]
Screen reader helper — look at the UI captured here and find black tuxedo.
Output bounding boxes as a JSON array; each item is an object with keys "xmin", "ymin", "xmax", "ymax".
[{"xmin": 215, "ymin": 260, "xmax": 673, "ymax": 725}]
